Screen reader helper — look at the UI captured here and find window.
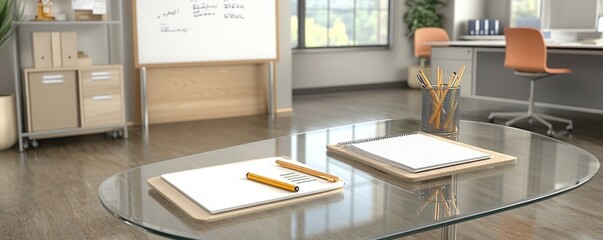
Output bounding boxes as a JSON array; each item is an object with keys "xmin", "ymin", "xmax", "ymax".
[
  {"xmin": 510, "ymin": 0, "xmax": 542, "ymax": 27},
  {"xmin": 291, "ymin": 0, "xmax": 390, "ymax": 49}
]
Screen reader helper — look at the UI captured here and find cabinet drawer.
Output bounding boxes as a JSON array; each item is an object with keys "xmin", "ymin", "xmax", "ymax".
[
  {"xmin": 26, "ymin": 71, "xmax": 79, "ymax": 131},
  {"xmin": 82, "ymin": 83, "xmax": 122, "ymax": 98},
  {"xmin": 81, "ymin": 68, "xmax": 121, "ymax": 88},
  {"xmin": 432, "ymin": 47, "xmax": 473, "ymax": 61},
  {"xmin": 82, "ymin": 90, "xmax": 123, "ymax": 127}
]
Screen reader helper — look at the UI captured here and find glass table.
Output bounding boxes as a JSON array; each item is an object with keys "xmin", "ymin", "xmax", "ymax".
[{"xmin": 98, "ymin": 119, "xmax": 600, "ymax": 239}]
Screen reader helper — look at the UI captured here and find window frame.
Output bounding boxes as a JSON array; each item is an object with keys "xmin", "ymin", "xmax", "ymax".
[{"xmin": 292, "ymin": 0, "xmax": 392, "ymax": 50}]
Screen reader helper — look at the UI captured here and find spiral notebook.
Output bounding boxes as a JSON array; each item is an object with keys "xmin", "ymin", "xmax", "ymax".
[{"xmin": 327, "ymin": 132, "xmax": 516, "ymax": 182}]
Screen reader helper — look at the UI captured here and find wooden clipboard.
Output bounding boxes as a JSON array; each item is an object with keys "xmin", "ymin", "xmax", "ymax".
[
  {"xmin": 147, "ymin": 177, "xmax": 344, "ymax": 222},
  {"xmin": 327, "ymin": 134, "xmax": 517, "ymax": 182}
]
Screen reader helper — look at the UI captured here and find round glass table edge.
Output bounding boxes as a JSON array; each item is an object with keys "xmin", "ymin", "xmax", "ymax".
[{"xmin": 97, "ymin": 119, "xmax": 601, "ymax": 239}]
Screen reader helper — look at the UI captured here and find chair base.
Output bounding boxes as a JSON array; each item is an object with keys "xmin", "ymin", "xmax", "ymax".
[
  {"xmin": 488, "ymin": 111, "xmax": 573, "ymax": 137},
  {"xmin": 487, "ymin": 77, "xmax": 573, "ymax": 137}
]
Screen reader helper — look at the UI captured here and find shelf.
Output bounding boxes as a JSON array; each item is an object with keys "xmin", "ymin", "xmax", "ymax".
[
  {"xmin": 458, "ymin": 35, "xmax": 505, "ymax": 41},
  {"xmin": 12, "ymin": 0, "xmax": 126, "ymax": 151}
]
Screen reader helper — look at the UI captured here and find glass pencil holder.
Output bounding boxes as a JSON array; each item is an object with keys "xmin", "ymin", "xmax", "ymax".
[{"xmin": 420, "ymin": 85, "xmax": 461, "ymax": 137}]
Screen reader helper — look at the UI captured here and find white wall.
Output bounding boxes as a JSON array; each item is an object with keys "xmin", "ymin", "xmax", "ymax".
[
  {"xmin": 452, "ymin": 0, "xmax": 486, "ymax": 39},
  {"xmin": 0, "ymin": 42, "xmax": 16, "ymax": 94},
  {"xmin": 441, "ymin": 0, "xmax": 509, "ymax": 40},
  {"xmin": 291, "ymin": 1, "xmax": 415, "ymax": 90}
]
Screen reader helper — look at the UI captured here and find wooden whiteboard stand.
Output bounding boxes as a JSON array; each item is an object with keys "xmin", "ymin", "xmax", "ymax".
[
  {"xmin": 139, "ymin": 63, "xmax": 276, "ymax": 129},
  {"xmin": 133, "ymin": 0, "xmax": 278, "ymax": 129}
]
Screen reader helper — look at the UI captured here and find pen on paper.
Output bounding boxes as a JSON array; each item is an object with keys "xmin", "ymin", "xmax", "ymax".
[
  {"xmin": 246, "ymin": 172, "xmax": 299, "ymax": 192},
  {"xmin": 275, "ymin": 159, "xmax": 339, "ymax": 182}
]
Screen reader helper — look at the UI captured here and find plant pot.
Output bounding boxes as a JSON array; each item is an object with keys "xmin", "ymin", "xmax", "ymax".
[
  {"xmin": 407, "ymin": 65, "xmax": 431, "ymax": 89},
  {"xmin": 0, "ymin": 93, "xmax": 17, "ymax": 150}
]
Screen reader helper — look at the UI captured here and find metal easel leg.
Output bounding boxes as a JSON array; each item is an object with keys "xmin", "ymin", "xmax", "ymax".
[
  {"xmin": 140, "ymin": 67, "xmax": 148, "ymax": 131},
  {"xmin": 267, "ymin": 62, "xmax": 275, "ymax": 120}
]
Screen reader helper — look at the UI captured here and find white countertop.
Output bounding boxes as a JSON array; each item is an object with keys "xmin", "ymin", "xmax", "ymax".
[{"xmin": 426, "ymin": 40, "xmax": 603, "ymax": 50}]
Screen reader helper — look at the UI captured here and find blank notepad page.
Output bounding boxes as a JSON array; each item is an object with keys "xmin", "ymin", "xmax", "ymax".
[
  {"xmin": 160, "ymin": 157, "xmax": 345, "ymax": 214},
  {"xmin": 348, "ymin": 133, "xmax": 490, "ymax": 172}
]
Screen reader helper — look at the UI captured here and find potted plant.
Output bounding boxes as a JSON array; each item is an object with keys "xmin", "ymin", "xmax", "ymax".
[
  {"xmin": 403, "ymin": 0, "xmax": 445, "ymax": 89},
  {"xmin": 0, "ymin": 0, "xmax": 23, "ymax": 150},
  {"xmin": 0, "ymin": 0, "xmax": 23, "ymax": 48},
  {"xmin": 403, "ymin": 0, "xmax": 445, "ymax": 38}
]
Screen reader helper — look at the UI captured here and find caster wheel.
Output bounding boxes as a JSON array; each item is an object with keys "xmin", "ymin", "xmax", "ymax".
[
  {"xmin": 566, "ymin": 125, "xmax": 573, "ymax": 132},
  {"xmin": 547, "ymin": 129, "xmax": 555, "ymax": 137},
  {"xmin": 23, "ymin": 139, "xmax": 30, "ymax": 150},
  {"xmin": 107, "ymin": 131, "xmax": 119, "ymax": 139},
  {"xmin": 117, "ymin": 130, "xmax": 124, "ymax": 138},
  {"xmin": 488, "ymin": 117, "xmax": 495, "ymax": 123},
  {"xmin": 31, "ymin": 140, "xmax": 39, "ymax": 148}
]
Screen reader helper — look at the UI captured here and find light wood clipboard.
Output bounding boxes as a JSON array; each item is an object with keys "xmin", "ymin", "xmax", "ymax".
[
  {"xmin": 327, "ymin": 133, "xmax": 517, "ymax": 182},
  {"xmin": 147, "ymin": 177, "xmax": 344, "ymax": 222}
]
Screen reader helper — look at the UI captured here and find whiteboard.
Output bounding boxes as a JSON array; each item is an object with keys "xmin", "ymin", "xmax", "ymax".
[{"xmin": 133, "ymin": 0, "xmax": 278, "ymax": 67}]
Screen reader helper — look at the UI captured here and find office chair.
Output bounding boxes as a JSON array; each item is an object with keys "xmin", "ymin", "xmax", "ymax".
[
  {"xmin": 488, "ymin": 28, "xmax": 573, "ymax": 137},
  {"xmin": 414, "ymin": 27, "xmax": 450, "ymax": 67}
]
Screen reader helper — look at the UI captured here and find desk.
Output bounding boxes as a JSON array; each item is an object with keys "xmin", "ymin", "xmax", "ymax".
[
  {"xmin": 429, "ymin": 41, "xmax": 603, "ymax": 114},
  {"xmin": 98, "ymin": 119, "xmax": 599, "ymax": 239}
]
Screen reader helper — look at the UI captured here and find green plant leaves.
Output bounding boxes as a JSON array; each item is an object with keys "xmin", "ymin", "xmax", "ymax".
[
  {"xmin": 403, "ymin": 0, "xmax": 445, "ymax": 38},
  {"xmin": 0, "ymin": 0, "xmax": 24, "ymax": 49}
]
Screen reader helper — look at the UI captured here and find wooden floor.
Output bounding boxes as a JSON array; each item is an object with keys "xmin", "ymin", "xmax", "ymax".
[{"xmin": 1, "ymin": 87, "xmax": 602, "ymax": 239}]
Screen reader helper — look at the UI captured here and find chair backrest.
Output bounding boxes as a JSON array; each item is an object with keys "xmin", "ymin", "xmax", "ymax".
[
  {"xmin": 504, "ymin": 28, "xmax": 547, "ymax": 73},
  {"xmin": 414, "ymin": 27, "xmax": 450, "ymax": 58}
]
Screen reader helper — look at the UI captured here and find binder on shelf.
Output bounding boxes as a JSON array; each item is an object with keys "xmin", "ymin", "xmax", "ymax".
[
  {"xmin": 327, "ymin": 132, "xmax": 516, "ymax": 182},
  {"xmin": 50, "ymin": 32, "xmax": 62, "ymax": 67},
  {"xmin": 32, "ymin": 32, "xmax": 52, "ymax": 68},
  {"xmin": 60, "ymin": 32, "xmax": 78, "ymax": 67},
  {"xmin": 467, "ymin": 19, "xmax": 479, "ymax": 35},
  {"xmin": 489, "ymin": 19, "xmax": 501, "ymax": 35},
  {"xmin": 149, "ymin": 157, "xmax": 345, "ymax": 221}
]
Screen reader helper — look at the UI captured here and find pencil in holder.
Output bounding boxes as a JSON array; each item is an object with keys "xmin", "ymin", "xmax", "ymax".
[{"xmin": 420, "ymin": 85, "xmax": 460, "ymax": 136}]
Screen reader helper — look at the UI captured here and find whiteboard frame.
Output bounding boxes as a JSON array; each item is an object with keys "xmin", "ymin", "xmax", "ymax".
[{"xmin": 132, "ymin": 0, "xmax": 279, "ymax": 68}]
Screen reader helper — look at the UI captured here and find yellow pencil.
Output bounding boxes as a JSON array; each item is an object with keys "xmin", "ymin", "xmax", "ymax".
[
  {"xmin": 246, "ymin": 172, "xmax": 299, "ymax": 192},
  {"xmin": 275, "ymin": 159, "xmax": 339, "ymax": 182}
]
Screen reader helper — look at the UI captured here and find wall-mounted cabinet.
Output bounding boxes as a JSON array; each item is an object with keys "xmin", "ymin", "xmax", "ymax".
[{"xmin": 12, "ymin": 0, "xmax": 127, "ymax": 150}]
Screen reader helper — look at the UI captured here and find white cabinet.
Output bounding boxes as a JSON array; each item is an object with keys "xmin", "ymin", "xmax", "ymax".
[
  {"xmin": 12, "ymin": 0, "xmax": 126, "ymax": 150},
  {"xmin": 430, "ymin": 47, "xmax": 474, "ymax": 96}
]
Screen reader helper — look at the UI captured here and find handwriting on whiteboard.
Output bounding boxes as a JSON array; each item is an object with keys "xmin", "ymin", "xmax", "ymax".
[{"xmin": 155, "ymin": 0, "xmax": 248, "ymax": 34}]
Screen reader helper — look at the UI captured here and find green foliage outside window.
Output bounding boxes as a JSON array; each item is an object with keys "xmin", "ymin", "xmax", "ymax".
[{"xmin": 292, "ymin": 0, "xmax": 389, "ymax": 49}]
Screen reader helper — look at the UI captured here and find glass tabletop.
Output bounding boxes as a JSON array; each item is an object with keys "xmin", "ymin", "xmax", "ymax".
[{"xmin": 98, "ymin": 119, "xmax": 600, "ymax": 239}]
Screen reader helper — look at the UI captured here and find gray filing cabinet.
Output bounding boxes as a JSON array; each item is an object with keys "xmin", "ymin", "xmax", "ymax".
[{"xmin": 430, "ymin": 47, "xmax": 474, "ymax": 96}]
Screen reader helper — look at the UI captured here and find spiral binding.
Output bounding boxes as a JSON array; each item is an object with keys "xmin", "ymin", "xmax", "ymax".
[{"xmin": 334, "ymin": 131, "xmax": 419, "ymax": 146}]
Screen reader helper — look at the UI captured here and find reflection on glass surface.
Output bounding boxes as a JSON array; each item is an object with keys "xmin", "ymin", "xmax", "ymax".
[
  {"xmin": 98, "ymin": 119, "xmax": 599, "ymax": 240},
  {"xmin": 416, "ymin": 184, "xmax": 461, "ymax": 220}
]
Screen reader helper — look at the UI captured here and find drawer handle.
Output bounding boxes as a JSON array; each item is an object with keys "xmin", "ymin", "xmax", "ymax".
[
  {"xmin": 92, "ymin": 95, "xmax": 112, "ymax": 101},
  {"xmin": 91, "ymin": 71, "xmax": 112, "ymax": 81},
  {"xmin": 42, "ymin": 75, "xmax": 64, "ymax": 84}
]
